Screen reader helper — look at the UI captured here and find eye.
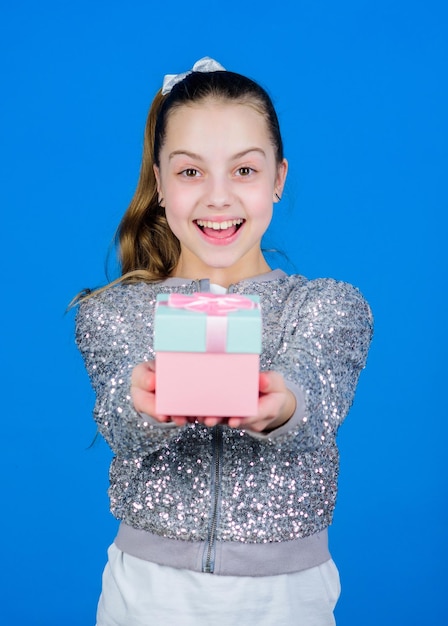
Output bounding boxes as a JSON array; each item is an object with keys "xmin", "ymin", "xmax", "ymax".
[
  {"xmin": 180, "ymin": 168, "xmax": 200, "ymax": 177},
  {"xmin": 236, "ymin": 166, "xmax": 254, "ymax": 177}
]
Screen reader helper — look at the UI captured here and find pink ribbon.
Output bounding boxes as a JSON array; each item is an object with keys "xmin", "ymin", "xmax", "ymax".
[
  {"xmin": 166, "ymin": 293, "xmax": 257, "ymax": 353},
  {"xmin": 167, "ymin": 293, "xmax": 256, "ymax": 316}
]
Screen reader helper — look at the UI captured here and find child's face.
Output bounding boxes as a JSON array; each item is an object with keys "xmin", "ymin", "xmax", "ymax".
[{"xmin": 154, "ymin": 100, "xmax": 287, "ymax": 286}]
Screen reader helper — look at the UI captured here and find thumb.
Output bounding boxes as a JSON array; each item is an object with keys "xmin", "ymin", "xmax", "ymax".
[
  {"xmin": 132, "ymin": 362, "xmax": 156, "ymax": 392},
  {"xmin": 259, "ymin": 371, "xmax": 281, "ymax": 394}
]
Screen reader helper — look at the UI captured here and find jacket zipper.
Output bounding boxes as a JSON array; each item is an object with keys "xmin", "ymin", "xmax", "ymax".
[
  {"xmin": 197, "ymin": 279, "xmax": 230, "ymax": 573},
  {"xmin": 202, "ymin": 424, "xmax": 223, "ymax": 573}
]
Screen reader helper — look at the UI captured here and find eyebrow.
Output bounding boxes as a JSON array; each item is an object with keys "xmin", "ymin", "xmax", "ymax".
[{"xmin": 168, "ymin": 148, "xmax": 267, "ymax": 161}]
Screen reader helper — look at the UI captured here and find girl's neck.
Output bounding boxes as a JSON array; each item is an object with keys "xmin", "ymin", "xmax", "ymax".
[{"xmin": 171, "ymin": 257, "xmax": 271, "ymax": 290}]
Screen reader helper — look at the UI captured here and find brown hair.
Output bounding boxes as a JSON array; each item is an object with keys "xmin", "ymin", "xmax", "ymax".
[{"xmin": 113, "ymin": 69, "xmax": 285, "ymax": 285}]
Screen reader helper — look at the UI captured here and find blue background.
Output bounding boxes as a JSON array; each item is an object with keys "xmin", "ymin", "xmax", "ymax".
[{"xmin": 1, "ymin": 0, "xmax": 446, "ymax": 623}]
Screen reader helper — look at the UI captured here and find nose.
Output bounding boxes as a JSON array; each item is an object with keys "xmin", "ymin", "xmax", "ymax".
[{"xmin": 204, "ymin": 174, "xmax": 232, "ymax": 209}]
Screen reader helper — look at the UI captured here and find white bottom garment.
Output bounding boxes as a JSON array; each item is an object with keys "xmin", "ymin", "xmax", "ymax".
[
  {"xmin": 96, "ymin": 543, "xmax": 340, "ymax": 626},
  {"xmin": 97, "ymin": 544, "xmax": 340, "ymax": 626}
]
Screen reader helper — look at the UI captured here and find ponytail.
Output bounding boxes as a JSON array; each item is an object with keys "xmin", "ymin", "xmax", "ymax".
[{"xmin": 116, "ymin": 90, "xmax": 181, "ymax": 282}]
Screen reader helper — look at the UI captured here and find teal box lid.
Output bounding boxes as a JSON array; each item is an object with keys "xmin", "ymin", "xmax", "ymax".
[{"xmin": 154, "ymin": 293, "xmax": 261, "ymax": 354}]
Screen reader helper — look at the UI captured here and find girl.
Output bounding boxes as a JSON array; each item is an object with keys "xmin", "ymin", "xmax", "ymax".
[{"xmin": 75, "ymin": 57, "xmax": 373, "ymax": 625}]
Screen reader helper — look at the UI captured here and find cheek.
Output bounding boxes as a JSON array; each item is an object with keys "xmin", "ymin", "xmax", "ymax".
[
  {"xmin": 165, "ymin": 184, "xmax": 196, "ymax": 210},
  {"xmin": 248, "ymin": 187, "xmax": 274, "ymax": 217},
  {"xmin": 164, "ymin": 199, "xmax": 192, "ymax": 239},
  {"xmin": 164, "ymin": 208, "xmax": 183, "ymax": 235},
  {"xmin": 164, "ymin": 189, "xmax": 187, "ymax": 217}
]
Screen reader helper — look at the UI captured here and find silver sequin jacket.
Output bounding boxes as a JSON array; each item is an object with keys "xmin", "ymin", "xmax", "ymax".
[{"xmin": 75, "ymin": 270, "xmax": 373, "ymax": 576}]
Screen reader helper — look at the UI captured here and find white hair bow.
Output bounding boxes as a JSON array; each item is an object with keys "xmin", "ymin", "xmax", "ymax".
[{"xmin": 161, "ymin": 57, "xmax": 226, "ymax": 95}]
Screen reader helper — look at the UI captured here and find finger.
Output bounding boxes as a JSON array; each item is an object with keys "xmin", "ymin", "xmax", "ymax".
[
  {"xmin": 259, "ymin": 371, "xmax": 271, "ymax": 394},
  {"xmin": 202, "ymin": 416, "xmax": 223, "ymax": 428},
  {"xmin": 131, "ymin": 362, "xmax": 156, "ymax": 391},
  {"xmin": 227, "ymin": 412, "xmax": 269, "ymax": 431},
  {"xmin": 227, "ymin": 416, "xmax": 244, "ymax": 429},
  {"xmin": 131, "ymin": 388, "xmax": 173, "ymax": 424},
  {"xmin": 171, "ymin": 415, "xmax": 189, "ymax": 426},
  {"xmin": 131, "ymin": 385, "xmax": 155, "ymax": 413},
  {"xmin": 259, "ymin": 371, "xmax": 284, "ymax": 395},
  {"xmin": 232, "ymin": 416, "xmax": 270, "ymax": 433}
]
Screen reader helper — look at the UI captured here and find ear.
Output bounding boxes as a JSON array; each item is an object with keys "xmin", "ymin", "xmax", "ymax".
[
  {"xmin": 153, "ymin": 164, "xmax": 162, "ymax": 194},
  {"xmin": 274, "ymin": 158, "xmax": 288, "ymax": 200},
  {"xmin": 153, "ymin": 164, "xmax": 165, "ymax": 206}
]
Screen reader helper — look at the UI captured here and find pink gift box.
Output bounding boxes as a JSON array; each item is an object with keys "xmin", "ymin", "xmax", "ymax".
[
  {"xmin": 154, "ymin": 293, "xmax": 262, "ymax": 417},
  {"xmin": 155, "ymin": 352, "xmax": 260, "ymax": 416}
]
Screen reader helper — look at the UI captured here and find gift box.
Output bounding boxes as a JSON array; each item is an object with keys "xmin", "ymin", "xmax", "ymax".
[{"xmin": 154, "ymin": 293, "xmax": 262, "ymax": 417}]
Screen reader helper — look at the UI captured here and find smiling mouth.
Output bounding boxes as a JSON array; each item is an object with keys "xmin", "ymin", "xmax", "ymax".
[
  {"xmin": 196, "ymin": 219, "xmax": 244, "ymax": 231},
  {"xmin": 195, "ymin": 218, "xmax": 245, "ymax": 239}
]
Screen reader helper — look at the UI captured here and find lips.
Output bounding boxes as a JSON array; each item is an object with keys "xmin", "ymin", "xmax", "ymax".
[{"xmin": 195, "ymin": 218, "xmax": 244, "ymax": 240}]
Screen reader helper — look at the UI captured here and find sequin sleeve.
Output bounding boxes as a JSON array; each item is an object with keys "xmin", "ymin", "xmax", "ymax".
[
  {"xmin": 75, "ymin": 287, "xmax": 180, "ymax": 458},
  {"xmin": 263, "ymin": 278, "xmax": 373, "ymax": 446}
]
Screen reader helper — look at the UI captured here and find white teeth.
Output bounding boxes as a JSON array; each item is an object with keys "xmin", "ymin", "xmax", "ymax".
[{"xmin": 196, "ymin": 219, "xmax": 244, "ymax": 230}]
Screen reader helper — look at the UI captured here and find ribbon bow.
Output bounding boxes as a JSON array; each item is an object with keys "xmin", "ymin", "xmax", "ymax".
[
  {"xmin": 161, "ymin": 57, "xmax": 226, "ymax": 95},
  {"xmin": 167, "ymin": 293, "xmax": 256, "ymax": 316}
]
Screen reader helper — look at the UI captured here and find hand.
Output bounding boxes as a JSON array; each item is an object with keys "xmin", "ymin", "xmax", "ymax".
[
  {"xmin": 131, "ymin": 362, "xmax": 192, "ymax": 426},
  {"xmin": 131, "ymin": 364, "xmax": 296, "ymax": 432},
  {"xmin": 201, "ymin": 371, "xmax": 297, "ymax": 433}
]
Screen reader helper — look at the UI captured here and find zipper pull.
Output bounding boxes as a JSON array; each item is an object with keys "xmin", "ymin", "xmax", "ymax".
[{"xmin": 197, "ymin": 278, "xmax": 211, "ymax": 293}]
